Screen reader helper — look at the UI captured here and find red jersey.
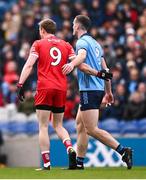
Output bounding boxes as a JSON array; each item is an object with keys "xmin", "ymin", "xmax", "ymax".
[{"xmin": 29, "ymin": 35, "xmax": 75, "ymax": 91}]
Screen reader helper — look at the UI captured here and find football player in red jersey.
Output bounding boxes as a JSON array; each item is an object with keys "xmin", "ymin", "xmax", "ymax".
[{"xmin": 17, "ymin": 19, "xmax": 76, "ymax": 170}]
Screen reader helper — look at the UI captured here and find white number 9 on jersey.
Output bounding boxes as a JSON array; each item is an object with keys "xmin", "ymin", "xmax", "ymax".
[{"xmin": 50, "ymin": 47, "xmax": 62, "ymax": 66}]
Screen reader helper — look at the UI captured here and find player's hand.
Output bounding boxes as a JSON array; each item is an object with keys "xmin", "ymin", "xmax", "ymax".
[
  {"xmin": 97, "ymin": 69, "xmax": 113, "ymax": 81},
  {"xmin": 62, "ymin": 63, "xmax": 74, "ymax": 75},
  {"xmin": 17, "ymin": 83, "xmax": 25, "ymax": 102},
  {"xmin": 101, "ymin": 92, "xmax": 114, "ymax": 107}
]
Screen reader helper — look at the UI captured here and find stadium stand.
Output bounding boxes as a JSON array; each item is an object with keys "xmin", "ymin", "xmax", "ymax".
[{"xmin": 0, "ymin": 0, "xmax": 146, "ymax": 137}]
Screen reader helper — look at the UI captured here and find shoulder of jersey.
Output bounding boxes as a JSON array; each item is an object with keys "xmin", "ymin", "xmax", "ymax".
[
  {"xmin": 59, "ymin": 39, "xmax": 71, "ymax": 48},
  {"xmin": 59, "ymin": 38, "xmax": 67, "ymax": 44},
  {"xmin": 34, "ymin": 39, "xmax": 42, "ymax": 44}
]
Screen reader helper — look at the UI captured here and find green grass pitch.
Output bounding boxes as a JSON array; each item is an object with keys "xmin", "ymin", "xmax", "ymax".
[{"xmin": 0, "ymin": 167, "xmax": 145, "ymax": 179}]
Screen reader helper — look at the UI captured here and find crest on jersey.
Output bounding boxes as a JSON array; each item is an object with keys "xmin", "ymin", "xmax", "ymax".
[{"xmin": 95, "ymin": 47, "xmax": 100, "ymax": 58}]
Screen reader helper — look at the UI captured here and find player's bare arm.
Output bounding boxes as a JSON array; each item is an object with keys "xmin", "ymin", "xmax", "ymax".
[
  {"xmin": 17, "ymin": 54, "xmax": 38, "ymax": 101},
  {"xmin": 62, "ymin": 49, "xmax": 106, "ymax": 76},
  {"xmin": 78, "ymin": 63, "xmax": 99, "ymax": 76},
  {"xmin": 62, "ymin": 49, "xmax": 113, "ymax": 81},
  {"xmin": 18, "ymin": 54, "xmax": 38, "ymax": 84},
  {"xmin": 78, "ymin": 63, "xmax": 113, "ymax": 81},
  {"xmin": 101, "ymin": 57, "xmax": 114, "ymax": 106},
  {"xmin": 101, "ymin": 58, "xmax": 112, "ymax": 94},
  {"xmin": 62, "ymin": 49, "xmax": 86, "ymax": 74}
]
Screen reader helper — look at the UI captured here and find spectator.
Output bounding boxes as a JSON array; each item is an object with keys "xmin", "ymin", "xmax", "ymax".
[
  {"xmin": 17, "ymin": 42, "xmax": 30, "ymax": 73},
  {"xmin": 141, "ymin": 66, "xmax": 146, "ymax": 83},
  {"xmin": 1, "ymin": 11, "xmax": 14, "ymax": 41},
  {"xmin": 105, "ymin": 1, "xmax": 117, "ymax": 22},
  {"xmin": 89, "ymin": 0, "xmax": 104, "ymax": 26},
  {"xmin": 73, "ymin": 0, "xmax": 84, "ymax": 17},
  {"xmin": 127, "ymin": 68, "xmax": 140, "ymax": 94},
  {"xmin": 137, "ymin": 15, "xmax": 146, "ymax": 39},
  {"xmin": 137, "ymin": 82, "xmax": 146, "ymax": 99},
  {"xmin": 19, "ymin": 12, "xmax": 38, "ymax": 44},
  {"xmin": 124, "ymin": 91, "xmax": 146, "ymax": 120},
  {"xmin": 101, "ymin": 83, "xmax": 127, "ymax": 120},
  {"xmin": 3, "ymin": 61, "xmax": 18, "ymax": 85},
  {"xmin": 103, "ymin": 44, "xmax": 116, "ymax": 69},
  {"xmin": 111, "ymin": 67, "xmax": 125, "ymax": 92},
  {"xmin": 6, "ymin": 81, "xmax": 18, "ymax": 104}
]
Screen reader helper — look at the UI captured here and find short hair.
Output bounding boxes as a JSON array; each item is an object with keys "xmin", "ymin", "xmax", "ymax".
[
  {"xmin": 75, "ymin": 15, "xmax": 91, "ymax": 31},
  {"xmin": 38, "ymin": 18, "xmax": 56, "ymax": 34}
]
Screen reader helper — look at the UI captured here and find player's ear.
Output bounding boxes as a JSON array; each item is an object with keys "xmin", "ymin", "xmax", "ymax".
[
  {"xmin": 40, "ymin": 27, "xmax": 45, "ymax": 34},
  {"xmin": 41, "ymin": 27, "xmax": 44, "ymax": 33},
  {"xmin": 78, "ymin": 23, "xmax": 82, "ymax": 30}
]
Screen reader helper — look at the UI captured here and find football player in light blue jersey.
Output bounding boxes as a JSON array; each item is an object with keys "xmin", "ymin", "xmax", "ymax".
[
  {"xmin": 76, "ymin": 31, "xmax": 105, "ymax": 92},
  {"xmin": 62, "ymin": 15, "xmax": 132, "ymax": 170}
]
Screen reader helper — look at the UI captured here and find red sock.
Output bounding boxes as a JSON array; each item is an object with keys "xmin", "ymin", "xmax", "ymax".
[
  {"xmin": 63, "ymin": 138, "xmax": 73, "ymax": 153},
  {"xmin": 41, "ymin": 151, "xmax": 50, "ymax": 168}
]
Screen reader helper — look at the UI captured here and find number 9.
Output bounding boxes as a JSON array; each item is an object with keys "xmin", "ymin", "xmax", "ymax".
[{"xmin": 50, "ymin": 47, "xmax": 62, "ymax": 66}]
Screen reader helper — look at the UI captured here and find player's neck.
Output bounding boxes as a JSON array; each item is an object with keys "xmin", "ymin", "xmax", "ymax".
[
  {"xmin": 78, "ymin": 30, "xmax": 87, "ymax": 39},
  {"xmin": 42, "ymin": 33, "xmax": 55, "ymax": 39}
]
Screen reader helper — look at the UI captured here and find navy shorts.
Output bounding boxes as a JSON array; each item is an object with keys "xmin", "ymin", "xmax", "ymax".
[{"xmin": 80, "ymin": 90, "xmax": 104, "ymax": 111}]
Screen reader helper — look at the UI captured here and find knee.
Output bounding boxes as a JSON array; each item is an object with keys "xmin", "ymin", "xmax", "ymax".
[
  {"xmin": 39, "ymin": 120, "xmax": 48, "ymax": 129},
  {"xmin": 86, "ymin": 126, "xmax": 98, "ymax": 137},
  {"xmin": 77, "ymin": 120, "xmax": 85, "ymax": 133},
  {"xmin": 52, "ymin": 123, "xmax": 62, "ymax": 131},
  {"xmin": 77, "ymin": 123, "xmax": 84, "ymax": 134},
  {"xmin": 52, "ymin": 123, "xmax": 57, "ymax": 131},
  {"xmin": 38, "ymin": 117, "xmax": 49, "ymax": 129}
]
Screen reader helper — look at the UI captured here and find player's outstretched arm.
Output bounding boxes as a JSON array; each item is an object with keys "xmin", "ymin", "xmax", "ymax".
[{"xmin": 62, "ymin": 49, "xmax": 87, "ymax": 74}]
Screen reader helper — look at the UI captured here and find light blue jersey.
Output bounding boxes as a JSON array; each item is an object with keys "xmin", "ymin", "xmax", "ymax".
[{"xmin": 76, "ymin": 33, "xmax": 105, "ymax": 91}]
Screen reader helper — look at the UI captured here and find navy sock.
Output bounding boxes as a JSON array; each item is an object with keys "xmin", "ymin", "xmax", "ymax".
[
  {"xmin": 116, "ymin": 144, "xmax": 125, "ymax": 155},
  {"xmin": 77, "ymin": 157, "xmax": 84, "ymax": 166}
]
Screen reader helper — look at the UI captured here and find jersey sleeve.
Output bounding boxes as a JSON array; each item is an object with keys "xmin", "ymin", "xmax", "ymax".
[
  {"xmin": 29, "ymin": 41, "xmax": 39, "ymax": 58},
  {"xmin": 66, "ymin": 42, "xmax": 76, "ymax": 59},
  {"xmin": 76, "ymin": 39, "xmax": 88, "ymax": 54}
]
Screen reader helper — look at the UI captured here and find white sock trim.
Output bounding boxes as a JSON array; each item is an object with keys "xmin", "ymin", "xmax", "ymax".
[
  {"xmin": 41, "ymin": 150, "xmax": 50, "ymax": 154},
  {"xmin": 44, "ymin": 162, "xmax": 50, "ymax": 167},
  {"xmin": 63, "ymin": 138, "xmax": 71, "ymax": 144}
]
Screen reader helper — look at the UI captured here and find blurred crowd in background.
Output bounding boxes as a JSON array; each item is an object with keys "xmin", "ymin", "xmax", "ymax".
[{"xmin": 0, "ymin": 0, "xmax": 146, "ymax": 121}]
